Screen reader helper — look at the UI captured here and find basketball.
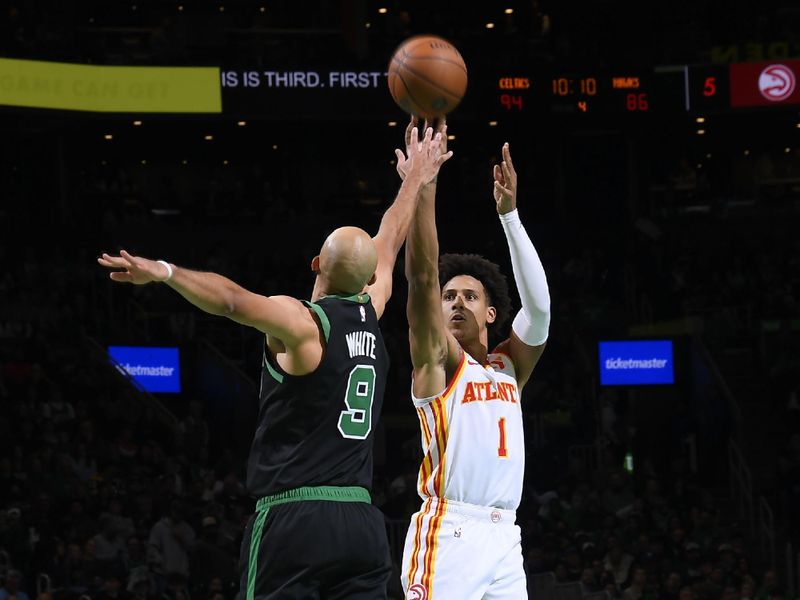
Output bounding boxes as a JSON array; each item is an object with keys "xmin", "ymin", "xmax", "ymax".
[{"xmin": 388, "ymin": 35, "xmax": 468, "ymax": 119}]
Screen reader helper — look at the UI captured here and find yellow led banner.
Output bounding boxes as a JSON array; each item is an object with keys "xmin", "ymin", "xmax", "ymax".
[{"xmin": 0, "ymin": 58, "xmax": 221, "ymax": 113}]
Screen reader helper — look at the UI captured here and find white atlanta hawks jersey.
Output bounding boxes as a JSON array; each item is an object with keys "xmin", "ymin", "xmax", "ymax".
[{"xmin": 412, "ymin": 350, "xmax": 524, "ymax": 510}]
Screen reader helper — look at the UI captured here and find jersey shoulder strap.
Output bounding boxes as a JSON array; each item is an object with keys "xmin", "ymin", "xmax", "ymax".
[{"xmin": 302, "ymin": 300, "xmax": 331, "ymax": 342}]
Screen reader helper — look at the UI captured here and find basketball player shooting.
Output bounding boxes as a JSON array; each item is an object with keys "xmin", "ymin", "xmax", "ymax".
[
  {"xmin": 397, "ymin": 118, "xmax": 551, "ymax": 599},
  {"xmin": 98, "ymin": 127, "xmax": 451, "ymax": 599}
]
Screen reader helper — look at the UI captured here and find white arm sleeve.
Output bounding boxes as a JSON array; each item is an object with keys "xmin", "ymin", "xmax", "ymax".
[{"xmin": 499, "ymin": 209, "xmax": 551, "ymax": 346}]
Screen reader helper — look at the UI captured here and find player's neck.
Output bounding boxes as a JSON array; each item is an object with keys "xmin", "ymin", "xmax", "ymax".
[
  {"xmin": 311, "ymin": 279, "xmax": 366, "ymax": 302},
  {"xmin": 461, "ymin": 338, "xmax": 489, "ymax": 365},
  {"xmin": 310, "ymin": 277, "xmax": 332, "ymax": 302}
]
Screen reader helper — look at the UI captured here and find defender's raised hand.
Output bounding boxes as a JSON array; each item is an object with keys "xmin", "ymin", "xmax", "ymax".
[
  {"xmin": 493, "ymin": 142, "xmax": 517, "ymax": 215},
  {"xmin": 97, "ymin": 250, "xmax": 171, "ymax": 284},
  {"xmin": 404, "ymin": 124, "xmax": 452, "ymax": 185},
  {"xmin": 395, "ymin": 116, "xmax": 450, "ymax": 182}
]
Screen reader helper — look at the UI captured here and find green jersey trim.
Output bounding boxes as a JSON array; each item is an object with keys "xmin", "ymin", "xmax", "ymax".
[
  {"xmin": 246, "ymin": 507, "xmax": 269, "ymax": 600},
  {"xmin": 304, "ymin": 301, "xmax": 331, "ymax": 342},
  {"xmin": 322, "ymin": 293, "xmax": 371, "ymax": 304},
  {"xmin": 255, "ymin": 485, "xmax": 371, "ymax": 512},
  {"xmin": 263, "ymin": 351, "xmax": 284, "ymax": 383}
]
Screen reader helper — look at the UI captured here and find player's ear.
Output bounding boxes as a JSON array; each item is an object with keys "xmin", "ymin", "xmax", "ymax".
[
  {"xmin": 486, "ymin": 306, "xmax": 497, "ymax": 324},
  {"xmin": 310, "ymin": 255, "xmax": 320, "ymax": 274},
  {"xmin": 367, "ymin": 271, "xmax": 377, "ymax": 286}
]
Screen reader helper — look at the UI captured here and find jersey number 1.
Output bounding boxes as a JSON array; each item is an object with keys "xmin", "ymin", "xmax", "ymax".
[
  {"xmin": 498, "ymin": 417, "xmax": 508, "ymax": 458},
  {"xmin": 338, "ymin": 364, "xmax": 375, "ymax": 440}
]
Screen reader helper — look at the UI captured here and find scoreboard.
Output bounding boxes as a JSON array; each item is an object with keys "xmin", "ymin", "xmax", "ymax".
[
  {"xmin": 488, "ymin": 59, "xmax": 800, "ymax": 118},
  {"xmin": 492, "ymin": 72, "xmax": 662, "ymax": 115},
  {"xmin": 219, "ymin": 59, "xmax": 800, "ymax": 119},
  {"xmin": 1, "ymin": 57, "xmax": 798, "ymax": 118}
]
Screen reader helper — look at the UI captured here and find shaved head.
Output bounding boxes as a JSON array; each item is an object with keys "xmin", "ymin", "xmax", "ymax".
[{"xmin": 318, "ymin": 227, "xmax": 377, "ymax": 294}]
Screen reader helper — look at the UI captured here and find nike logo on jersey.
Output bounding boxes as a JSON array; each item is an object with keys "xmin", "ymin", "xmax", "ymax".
[
  {"xmin": 467, "ymin": 357, "xmax": 506, "ymax": 369},
  {"xmin": 460, "ymin": 381, "xmax": 519, "ymax": 404}
]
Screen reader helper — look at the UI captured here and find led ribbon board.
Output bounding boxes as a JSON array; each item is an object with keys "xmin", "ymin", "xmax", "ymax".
[{"xmin": 0, "ymin": 58, "xmax": 221, "ymax": 113}]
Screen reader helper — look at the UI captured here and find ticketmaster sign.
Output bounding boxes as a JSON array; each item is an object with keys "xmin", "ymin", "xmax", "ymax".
[
  {"xmin": 108, "ymin": 346, "xmax": 181, "ymax": 393},
  {"xmin": 599, "ymin": 340, "xmax": 674, "ymax": 385}
]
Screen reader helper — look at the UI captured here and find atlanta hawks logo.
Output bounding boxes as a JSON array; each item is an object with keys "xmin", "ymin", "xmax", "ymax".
[
  {"xmin": 407, "ymin": 583, "xmax": 429, "ymax": 600},
  {"xmin": 759, "ymin": 64, "xmax": 796, "ymax": 102}
]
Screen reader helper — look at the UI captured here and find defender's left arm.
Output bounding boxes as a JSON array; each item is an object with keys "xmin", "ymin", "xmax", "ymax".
[
  {"xmin": 368, "ymin": 124, "xmax": 452, "ymax": 319},
  {"xmin": 492, "ymin": 143, "xmax": 551, "ymax": 389}
]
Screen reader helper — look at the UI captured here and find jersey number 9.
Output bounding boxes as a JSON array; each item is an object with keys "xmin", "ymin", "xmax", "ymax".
[{"xmin": 338, "ymin": 364, "xmax": 376, "ymax": 440}]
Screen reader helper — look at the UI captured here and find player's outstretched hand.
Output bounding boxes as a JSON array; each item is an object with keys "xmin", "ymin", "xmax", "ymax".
[
  {"xmin": 97, "ymin": 250, "xmax": 170, "ymax": 285},
  {"xmin": 493, "ymin": 142, "xmax": 517, "ymax": 215},
  {"xmin": 395, "ymin": 115, "xmax": 450, "ymax": 183},
  {"xmin": 395, "ymin": 115, "xmax": 418, "ymax": 181}
]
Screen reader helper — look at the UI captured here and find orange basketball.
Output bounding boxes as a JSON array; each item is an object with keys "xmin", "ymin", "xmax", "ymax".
[{"xmin": 387, "ymin": 35, "xmax": 468, "ymax": 119}]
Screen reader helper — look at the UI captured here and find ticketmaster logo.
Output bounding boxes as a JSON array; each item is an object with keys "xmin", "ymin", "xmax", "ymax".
[
  {"xmin": 604, "ymin": 358, "xmax": 668, "ymax": 369},
  {"xmin": 121, "ymin": 363, "xmax": 175, "ymax": 376},
  {"xmin": 598, "ymin": 340, "xmax": 675, "ymax": 385},
  {"xmin": 107, "ymin": 346, "xmax": 181, "ymax": 393}
]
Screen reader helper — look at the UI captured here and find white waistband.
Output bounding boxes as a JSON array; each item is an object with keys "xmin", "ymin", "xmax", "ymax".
[{"xmin": 427, "ymin": 497, "xmax": 517, "ymax": 525}]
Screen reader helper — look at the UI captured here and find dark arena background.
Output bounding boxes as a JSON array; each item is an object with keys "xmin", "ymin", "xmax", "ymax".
[{"xmin": 1, "ymin": 2, "xmax": 800, "ymax": 599}]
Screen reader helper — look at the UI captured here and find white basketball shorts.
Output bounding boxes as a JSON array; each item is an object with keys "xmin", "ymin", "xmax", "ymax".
[{"xmin": 400, "ymin": 497, "xmax": 527, "ymax": 600}]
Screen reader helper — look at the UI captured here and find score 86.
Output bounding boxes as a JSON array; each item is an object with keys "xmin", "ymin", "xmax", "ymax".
[
  {"xmin": 500, "ymin": 93, "xmax": 524, "ymax": 111},
  {"xmin": 626, "ymin": 92, "xmax": 649, "ymax": 111}
]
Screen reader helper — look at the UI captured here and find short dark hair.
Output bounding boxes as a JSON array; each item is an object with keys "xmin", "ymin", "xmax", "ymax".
[{"xmin": 438, "ymin": 253, "xmax": 512, "ymax": 338}]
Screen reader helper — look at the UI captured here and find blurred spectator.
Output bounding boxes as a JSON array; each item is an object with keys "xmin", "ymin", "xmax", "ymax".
[
  {"xmin": 39, "ymin": 389, "xmax": 75, "ymax": 425},
  {"xmin": 101, "ymin": 497, "xmax": 136, "ymax": 541},
  {"xmin": 127, "ymin": 566, "xmax": 155, "ymax": 600},
  {"xmin": 601, "ymin": 473, "xmax": 637, "ymax": 518},
  {"xmin": 123, "ymin": 536, "xmax": 147, "ymax": 573},
  {"xmin": 682, "ymin": 542, "xmax": 704, "ymax": 582},
  {"xmin": 61, "ymin": 500, "xmax": 95, "ymax": 543},
  {"xmin": 96, "ymin": 573, "xmax": 132, "ymax": 600},
  {"xmin": 161, "ymin": 573, "xmax": 190, "ymax": 600},
  {"xmin": 2, "ymin": 507, "xmax": 30, "ymax": 568},
  {"xmin": 755, "ymin": 569, "xmax": 782, "ymax": 600},
  {"xmin": 147, "ymin": 500, "xmax": 195, "ymax": 579},
  {"xmin": 68, "ymin": 443, "xmax": 98, "ymax": 482},
  {"xmin": 189, "ymin": 516, "xmax": 235, "ymax": 596},
  {"xmin": 92, "ymin": 514, "xmax": 127, "ymax": 567},
  {"xmin": 0, "ymin": 569, "xmax": 31, "ymax": 600},
  {"xmin": 177, "ymin": 402, "xmax": 209, "ymax": 461},
  {"xmin": 218, "ymin": 501, "xmax": 250, "ymax": 554},
  {"xmin": 661, "ymin": 572, "xmax": 683, "ymax": 600},
  {"xmin": 624, "ymin": 567, "xmax": 656, "ymax": 600},
  {"xmin": 742, "ymin": 578, "xmax": 757, "ymax": 600},
  {"xmin": 580, "ymin": 567, "xmax": 601, "ymax": 594},
  {"xmin": 604, "ymin": 542, "xmax": 635, "ymax": 587}
]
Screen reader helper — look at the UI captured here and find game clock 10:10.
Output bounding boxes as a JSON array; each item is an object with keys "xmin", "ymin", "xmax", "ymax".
[{"xmin": 550, "ymin": 74, "xmax": 651, "ymax": 113}]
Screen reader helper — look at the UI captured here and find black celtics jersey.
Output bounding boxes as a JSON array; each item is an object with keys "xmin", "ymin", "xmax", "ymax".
[{"xmin": 246, "ymin": 293, "xmax": 389, "ymax": 497}]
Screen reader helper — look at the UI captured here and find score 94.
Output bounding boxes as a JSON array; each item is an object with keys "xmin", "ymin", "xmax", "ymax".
[{"xmin": 500, "ymin": 93, "xmax": 523, "ymax": 111}]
